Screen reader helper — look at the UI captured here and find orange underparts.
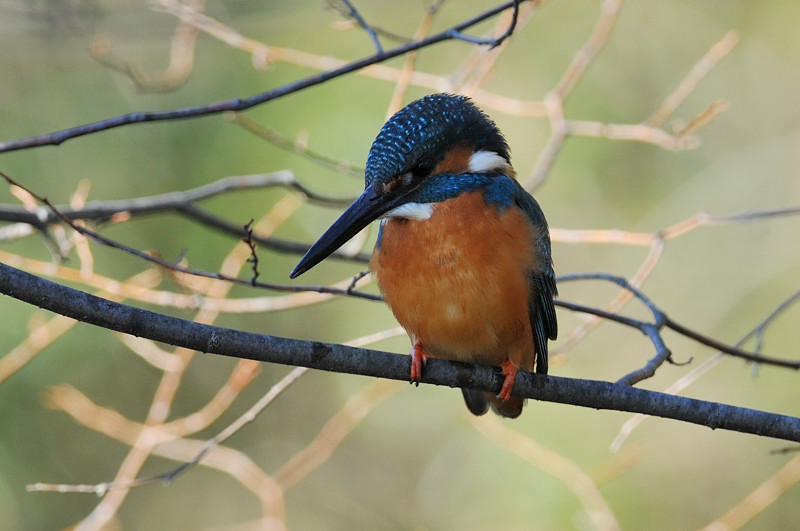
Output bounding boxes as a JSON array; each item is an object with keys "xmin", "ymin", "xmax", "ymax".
[{"xmin": 372, "ymin": 189, "xmax": 542, "ymax": 402}]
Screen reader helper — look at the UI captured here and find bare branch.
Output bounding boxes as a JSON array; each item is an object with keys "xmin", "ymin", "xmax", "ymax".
[
  {"xmin": 554, "ymin": 0, "xmax": 622, "ymax": 100},
  {"xmin": 330, "ymin": 0, "xmax": 384, "ymax": 54},
  {"xmin": 0, "ymin": 1, "xmax": 524, "ymax": 154},
  {"xmin": 0, "ymin": 171, "xmax": 351, "ymax": 228},
  {"xmin": 611, "ymin": 286, "xmax": 800, "ymax": 452},
  {"xmin": 1, "ymin": 261, "xmax": 798, "ymax": 443},
  {"xmin": 447, "ymin": 0, "xmax": 522, "ymax": 49},
  {"xmin": 225, "ymin": 114, "xmax": 365, "ymax": 177},
  {"xmin": 557, "ymin": 273, "xmax": 800, "ymax": 373},
  {"xmin": 646, "ymin": 30, "xmax": 740, "ymax": 127},
  {"xmin": 0, "ymin": 172, "xmax": 379, "ymax": 290},
  {"xmin": 89, "ymin": 0, "xmax": 203, "ymax": 92}
]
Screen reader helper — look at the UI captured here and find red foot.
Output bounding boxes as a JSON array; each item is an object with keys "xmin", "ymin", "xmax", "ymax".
[
  {"xmin": 410, "ymin": 343, "xmax": 428, "ymax": 386},
  {"xmin": 497, "ymin": 361, "xmax": 519, "ymax": 401}
]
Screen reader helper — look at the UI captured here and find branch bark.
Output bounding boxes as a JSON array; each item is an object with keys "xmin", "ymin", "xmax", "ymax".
[
  {"xmin": 0, "ymin": 172, "xmax": 370, "ymax": 263},
  {"xmin": 1, "ymin": 260, "xmax": 798, "ymax": 443},
  {"xmin": 0, "ymin": 1, "xmax": 522, "ymax": 153}
]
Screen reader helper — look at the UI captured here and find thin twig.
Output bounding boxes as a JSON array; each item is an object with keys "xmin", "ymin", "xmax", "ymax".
[
  {"xmin": 175, "ymin": 203, "xmax": 370, "ymax": 263},
  {"xmin": 6, "ymin": 163, "xmax": 794, "ymax": 369},
  {"xmin": 471, "ymin": 415, "xmax": 620, "ymax": 531},
  {"xmin": 0, "ymin": 171, "xmax": 353, "ymax": 228},
  {"xmin": 159, "ymin": 366, "xmax": 308, "ymax": 486},
  {"xmin": 556, "ymin": 273, "xmax": 800, "ymax": 372},
  {"xmin": 242, "ymin": 219, "xmax": 260, "ymax": 284},
  {"xmin": 448, "ymin": 0, "xmax": 520, "ymax": 49},
  {"xmin": 225, "ymin": 113, "xmax": 365, "ymax": 177},
  {"xmin": 0, "ymin": 1, "xmax": 524, "ymax": 154},
  {"xmin": 554, "ymin": 0, "xmax": 622, "ymax": 100},
  {"xmin": 610, "ymin": 286, "xmax": 800, "ymax": 452},
  {"xmin": 0, "ymin": 171, "xmax": 378, "ymax": 300},
  {"xmin": 90, "ymin": 0, "xmax": 203, "ymax": 92},
  {"xmin": 646, "ymin": 30, "xmax": 740, "ymax": 127},
  {"xmin": 334, "ymin": 0, "xmax": 383, "ymax": 54}
]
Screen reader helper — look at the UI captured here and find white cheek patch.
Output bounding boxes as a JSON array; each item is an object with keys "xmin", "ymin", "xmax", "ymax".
[
  {"xmin": 383, "ymin": 202, "xmax": 435, "ymax": 220},
  {"xmin": 468, "ymin": 150, "xmax": 511, "ymax": 173}
]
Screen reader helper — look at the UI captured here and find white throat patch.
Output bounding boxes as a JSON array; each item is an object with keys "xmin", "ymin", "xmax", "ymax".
[
  {"xmin": 468, "ymin": 150, "xmax": 511, "ymax": 173},
  {"xmin": 383, "ymin": 202, "xmax": 435, "ymax": 220},
  {"xmin": 379, "ymin": 151, "xmax": 508, "ymax": 222}
]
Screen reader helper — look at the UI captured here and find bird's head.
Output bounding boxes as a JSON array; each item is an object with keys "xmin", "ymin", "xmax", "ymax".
[{"xmin": 290, "ymin": 93, "xmax": 511, "ymax": 278}]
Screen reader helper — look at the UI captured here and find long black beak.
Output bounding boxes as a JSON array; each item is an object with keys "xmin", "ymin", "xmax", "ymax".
[{"xmin": 290, "ymin": 182, "xmax": 403, "ymax": 278}]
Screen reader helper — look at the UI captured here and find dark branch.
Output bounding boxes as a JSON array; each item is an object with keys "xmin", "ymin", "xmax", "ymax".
[
  {"xmin": 0, "ymin": 171, "xmax": 378, "ymax": 300},
  {"xmin": 242, "ymin": 219, "xmax": 260, "ymax": 283},
  {"xmin": 335, "ymin": 0, "xmax": 384, "ymax": 54},
  {"xmin": 555, "ymin": 272, "xmax": 800, "ymax": 372},
  {"xmin": 0, "ymin": 260, "xmax": 798, "ymax": 443},
  {"xmin": 0, "ymin": 171, "xmax": 800, "ymax": 368},
  {"xmin": 665, "ymin": 316, "xmax": 800, "ymax": 369},
  {"xmin": 0, "ymin": 172, "xmax": 371, "ymax": 264},
  {"xmin": 448, "ymin": 0, "xmax": 521, "ymax": 49},
  {"xmin": 558, "ymin": 272, "xmax": 673, "ymax": 385},
  {"xmin": 0, "ymin": 171, "xmax": 352, "ymax": 228},
  {"xmin": 0, "ymin": 1, "xmax": 524, "ymax": 154},
  {"xmin": 175, "ymin": 203, "xmax": 371, "ymax": 263}
]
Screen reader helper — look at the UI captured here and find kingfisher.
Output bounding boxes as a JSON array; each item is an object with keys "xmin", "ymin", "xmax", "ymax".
[{"xmin": 290, "ymin": 93, "xmax": 557, "ymax": 418}]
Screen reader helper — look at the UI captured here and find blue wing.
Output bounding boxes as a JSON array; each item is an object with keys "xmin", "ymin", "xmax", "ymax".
[{"xmin": 513, "ymin": 182, "xmax": 558, "ymax": 374}]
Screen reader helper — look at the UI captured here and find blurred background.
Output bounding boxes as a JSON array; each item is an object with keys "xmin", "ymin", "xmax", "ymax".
[{"xmin": 0, "ymin": 0, "xmax": 799, "ymax": 529}]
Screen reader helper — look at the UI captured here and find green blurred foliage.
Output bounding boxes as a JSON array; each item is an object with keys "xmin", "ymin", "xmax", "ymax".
[{"xmin": 0, "ymin": 0, "xmax": 799, "ymax": 529}]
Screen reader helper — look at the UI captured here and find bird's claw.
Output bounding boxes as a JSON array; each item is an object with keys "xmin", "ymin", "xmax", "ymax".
[
  {"xmin": 410, "ymin": 343, "xmax": 428, "ymax": 386},
  {"xmin": 497, "ymin": 360, "xmax": 518, "ymax": 401}
]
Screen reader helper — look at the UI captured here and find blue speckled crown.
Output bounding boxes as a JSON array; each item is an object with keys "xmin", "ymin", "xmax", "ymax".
[{"xmin": 365, "ymin": 94, "xmax": 509, "ymax": 186}]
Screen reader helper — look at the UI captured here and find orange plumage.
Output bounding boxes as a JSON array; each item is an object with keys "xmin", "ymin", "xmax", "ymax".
[
  {"xmin": 372, "ymin": 191, "xmax": 541, "ymax": 418},
  {"xmin": 291, "ymin": 93, "xmax": 557, "ymax": 418},
  {"xmin": 372, "ymin": 190, "xmax": 537, "ymax": 368}
]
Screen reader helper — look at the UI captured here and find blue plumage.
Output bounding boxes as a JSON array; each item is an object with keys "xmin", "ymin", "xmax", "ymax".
[
  {"xmin": 365, "ymin": 93, "xmax": 510, "ymax": 188},
  {"xmin": 291, "ymin": 93, "xmax": 557, "ymax": 418}
]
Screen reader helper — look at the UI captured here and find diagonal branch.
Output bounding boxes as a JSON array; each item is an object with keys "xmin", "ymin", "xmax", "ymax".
[
  {"xmin": 0, "ymin": 171, "xmax": 374, "ymax": 294},
  {"xmin": 1, "ymin": 260, "xmax": 798, "ymax": 443},
  {"xmin": 4, "ymin": 167, "xmax": 794, "ymax": 370},
  {"xmin": 333, "ymin": 0, "xmax": 384, "ymax": 54},
  {"xmin": 555, "ymin": 273, "xmax": 800, "ymax": 373},
  {"xmin": 447, "ymin": 0, "xmax": 521, "ymax": 49},
  {"xmin": 0, "ymin": 172, "xmax": 351, "ymax": 227},
  {"xmin": 0, "ymin": 1, "xmax": 525, "ymax": 154},
  {"xmin": 0, "ymin": 171, "xmax": 370, "ymax": 263}
]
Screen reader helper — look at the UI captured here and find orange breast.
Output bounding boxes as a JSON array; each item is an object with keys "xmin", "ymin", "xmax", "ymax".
[{"xmin": 370, "ymin": 191, "xmax": 540, "ymax": 371}]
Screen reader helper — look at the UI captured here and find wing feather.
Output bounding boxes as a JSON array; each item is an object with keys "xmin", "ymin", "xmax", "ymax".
[{"xmin": 513, "ymin": 183, "xmax": 558, "ymax": 375}]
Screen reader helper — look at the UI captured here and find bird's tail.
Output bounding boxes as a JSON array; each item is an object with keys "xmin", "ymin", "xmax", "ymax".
[{"xmin": 461, "ymin": 389, "xmax": 524, "ymax": 419}]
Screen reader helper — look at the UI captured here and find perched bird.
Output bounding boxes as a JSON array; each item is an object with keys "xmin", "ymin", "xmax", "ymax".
[{"xmin": 291, "ymin": 93, "xmax": 557, "ymax": 418}]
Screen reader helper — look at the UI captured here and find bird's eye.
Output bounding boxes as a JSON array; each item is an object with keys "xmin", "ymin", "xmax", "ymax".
[{"xmin": 410, "ymin": 157, "xmax": 434, "ymax": 178}]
